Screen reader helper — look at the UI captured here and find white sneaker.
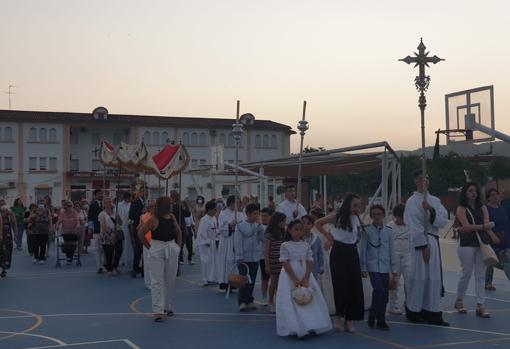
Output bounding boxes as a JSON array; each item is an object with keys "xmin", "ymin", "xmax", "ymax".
[
  {"xmin": 389, "ymin": 307, "xmax": 403, "ymax": 315},
  {"xmin": 33, "ymin": 259, "xmax": 37, "ymax": 264},
  {"xmin": 246, "ymin": 302, "xmax": 257, "ymax": 310},
  {"xmin": 261, "ymin": 297, "xmax": 268, "ymax": 306},
  {"xmin": 239, "ymin": 303, "xmax": 248, "ymax": 312},
  {"xmin": 38, "ymin": 260, "xmax": 46, "ymax": 265},
  {"xmin": 268, "ymin": 304, "xmax": 276, "ymax": 313}
]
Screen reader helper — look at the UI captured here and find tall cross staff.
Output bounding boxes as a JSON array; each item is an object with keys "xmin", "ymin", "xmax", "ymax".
[
  {"xmin": 400, "ymin": 38, "xmax": 444, "ymax": 235},
  {"xmin": 296, "ymin": 101, "xmax": 309, "ymax": 207},
  {"xmin": 232, "ymin": 100, "xmax": 244, "ymax": 223}
]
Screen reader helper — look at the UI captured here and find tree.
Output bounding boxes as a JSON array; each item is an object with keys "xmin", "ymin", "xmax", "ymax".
[{"xmin": 488, "ymin": 157, "xmax": 510, "ymax": 190}]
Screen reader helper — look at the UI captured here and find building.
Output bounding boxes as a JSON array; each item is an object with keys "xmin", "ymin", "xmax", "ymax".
[{"xmin": 0, "ymin": 108, "xmax": 294, "ymax": 205}]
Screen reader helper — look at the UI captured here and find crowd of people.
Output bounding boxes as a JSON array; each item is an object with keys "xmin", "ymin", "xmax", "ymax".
[{"xmin": 1, "ymin": 170, "xmax": 510, "ymax": 339}]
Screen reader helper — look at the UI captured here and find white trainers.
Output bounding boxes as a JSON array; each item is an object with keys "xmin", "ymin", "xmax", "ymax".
[
  {"xmin": 246, "ymin": 302, "xmax": 257, "ymax": 310},
  {"xmin": 389, "ymin": 307, "xmax": 403, "ymax": 315},
  {"xmin": 268, "ymin": 304, "xmax": 276, "ymax": 313},
  {"xmin": 239, "ymin": 303, "xmax": 248, "ymax": 312},
  {"xmin": 261, "ymin": 297, "xmax": 268, "ymax": 306}
]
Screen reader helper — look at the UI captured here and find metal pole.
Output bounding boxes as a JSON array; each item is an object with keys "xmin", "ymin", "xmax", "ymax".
[
  {"xmin": 419, "ymin": 92, "xmax": 428, "ymax": 233},
  {"xmin": 234, "ymin": 100, "xmax": 240, "ymax": 222},
  {"xmin": 323, "ymin": 176, "xmax": 327, "ymax": 211},
  {"xmin": 296, "ymin": 100, "xmax": 308, "ymax": 205}
]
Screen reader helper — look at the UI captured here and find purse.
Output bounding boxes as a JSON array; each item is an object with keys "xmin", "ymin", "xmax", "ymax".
[
  {"xmin": 466, "ymin": 209, "xmax": 499, "ymax": 267},
  {"xmin": 291, "ymin": 286, "xmax": 314, "ymax": 306}
]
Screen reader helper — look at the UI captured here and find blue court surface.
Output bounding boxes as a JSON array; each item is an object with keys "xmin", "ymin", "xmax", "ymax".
[{"xmin": 1, "ymin": 242, "xmax": 510, "ymax": 349}]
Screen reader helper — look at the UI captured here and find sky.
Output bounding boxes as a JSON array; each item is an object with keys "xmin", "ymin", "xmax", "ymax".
[{"xmin": 1, "ymin": 0, "xmax": 510, "ymax": 153}]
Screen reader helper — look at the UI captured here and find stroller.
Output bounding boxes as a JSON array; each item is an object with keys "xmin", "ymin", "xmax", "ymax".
[{"xmin": 55, "ymin": 227, "xmax": 82, "ymax": 267}]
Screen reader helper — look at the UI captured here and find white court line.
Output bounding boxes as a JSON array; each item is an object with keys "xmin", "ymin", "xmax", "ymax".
[
  {"xmin": 388, "ymin": 320, "xmax": 510, "ymax": 337},
  {"xmin": 20, "ymin": 338, "xmax": 140, "ymax": 349},
  {"xmin": 0, "ymin": 311, "xmax": 275, "ymax": 320},
  {"xmin": 0, "ymin": 331, "xmax": 66, "ymax": 346},
  {"xmin": 445, "ymin": 289, "xmax": 510, "ymax": 304}
]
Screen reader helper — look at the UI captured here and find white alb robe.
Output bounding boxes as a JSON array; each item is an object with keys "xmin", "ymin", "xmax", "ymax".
[
  {"xmin": 404, "ymin": 191, "xmax": 448, "ymax": 314},
  {"xmin": 216, "ymin": 209, "xmax": 246, "ymax": 284},
  {"xmin": 196, "ymin": 214, "xmax": 219, "ymax": 283},
  {"xmin": 117, "ymin": 201, "xmax": 133, "ymax": 266},
  {"xmin": 276, "ymin": 199, "xmax": 307, "ymax": 225}
]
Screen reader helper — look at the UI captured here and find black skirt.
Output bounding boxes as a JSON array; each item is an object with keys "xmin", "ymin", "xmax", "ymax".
[{"xmin": 330, "ymin": 241, "xmax": 364, "ymax": 320}]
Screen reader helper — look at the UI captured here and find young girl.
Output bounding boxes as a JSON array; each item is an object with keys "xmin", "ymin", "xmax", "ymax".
[
  {"xmin": 302, "ymin": 215, "xmax": 324, "ymax": 279},
  {"xmin": 276, "ymin": 220, "xmax": 332, "ymax": 338},
  {"xmin": 264, "ymin": 212, "xmax": 286, "ymax": 313}
]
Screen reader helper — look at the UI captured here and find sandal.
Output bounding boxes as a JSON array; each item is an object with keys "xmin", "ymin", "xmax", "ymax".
[
  {"xmin": 476, "ymin": 306, "xmax": 490, "ymax": 318},
  {"xmin": 454, "ymin": 300, "xmax": 467, "ymax": 314},
  {"xmin": 332, "ymin": 318, "xmax": 344, "ymax": 332},
  {"xmin": 345, "ymin": 321, "xmax": 356, "ymax": 333},
  {"xmin": 164, "ymin": 310, "xmax": 174, "ymax": 317},
  {"xmin": 153, "ymin": 314, "xmax": 164, "ymax": 322},
  {"xmin": 485, "ymin": 284, "xmax": 496, "ymax": 291}
]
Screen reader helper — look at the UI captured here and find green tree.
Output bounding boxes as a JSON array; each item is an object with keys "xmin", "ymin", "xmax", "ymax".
[{"xmin": 488, "ymin": 157, "xmax": 510, "ymax": 190}]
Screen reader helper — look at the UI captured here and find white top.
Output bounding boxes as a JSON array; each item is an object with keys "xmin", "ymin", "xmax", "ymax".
[
  {"xmin": 276, "ymin": 199, "xmax": 307, "ymax": 225},
  {"xmin": 195, "ymin": 214, "xmax": 218, "ymax": 246},
  {"xmin": 117, "ymin": 201, "xmax": 131, "ymax": 229},
  {"xmin": 330, "ymin": 215, "xmax": 360, "ymax": 244},
  {"xmin": 218, "ymin": 209, "xmax": 246, "ymax": 238},
  {"xmin": 279, "ymin": 240, "xmax": 313, "ymax": 263}
]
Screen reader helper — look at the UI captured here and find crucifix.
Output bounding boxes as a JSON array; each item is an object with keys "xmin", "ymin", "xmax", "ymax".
[{"xmin": 400, "ymin": 38, "xmax": 444, "ymax": 235}]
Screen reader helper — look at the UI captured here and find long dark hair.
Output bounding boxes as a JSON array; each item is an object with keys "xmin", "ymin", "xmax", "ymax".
[
  {"xmin": 285, "ymin": 219, "xmax": 303, "ymax": 241},
  {"xmin": 155, "ymin": 196, "xmax": 172, "ymax": 218},
  {"xmin": 336, "ymin": 193, "xmax": 360, "ymax": 232},
  {"xmin": 266, "ymin": 212, "xmax": 286, "ymax": 241},
  {"xmin": 13, "ymin": 198, "xmax": 24, "ymax": 208},
  {"xmin": 459, "ymin": 181, "xmax": 483, "ymax": 209}
]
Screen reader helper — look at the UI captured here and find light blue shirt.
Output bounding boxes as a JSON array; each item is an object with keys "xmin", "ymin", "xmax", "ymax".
[
  {"xmin": 234, "ymin": 220, "xmax": 265, "ymax": 262},
  {"xmin": 360, "ymin": 224, "xmax": 396, "ymax": 273}
]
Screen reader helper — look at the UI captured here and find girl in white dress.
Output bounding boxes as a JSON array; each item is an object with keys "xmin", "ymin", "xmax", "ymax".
[{"xmin": 276, "ymin": 220, "xmax": 332, "ymax": 338}]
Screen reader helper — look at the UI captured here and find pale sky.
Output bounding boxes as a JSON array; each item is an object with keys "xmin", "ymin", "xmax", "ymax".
[{"xmin": 1, "ymin": 0, "xmax": 509, "ymax": 153}]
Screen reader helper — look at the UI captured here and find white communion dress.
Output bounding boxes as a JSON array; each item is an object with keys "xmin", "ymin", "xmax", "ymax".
[{"xmin": 276, "ymin": 240, "xmax": 332, "ymax": 337}]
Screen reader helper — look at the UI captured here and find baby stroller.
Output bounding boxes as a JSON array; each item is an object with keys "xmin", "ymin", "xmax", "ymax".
[{"xmin": 55, "ymin": 227, "xmax": 82, "ymax": 267}]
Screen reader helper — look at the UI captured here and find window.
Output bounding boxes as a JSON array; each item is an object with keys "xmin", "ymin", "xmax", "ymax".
[
  {"xmin": 39, "ymin": 157, "xmax": 47, "ymax": 171},
  {"xmin": 49, "ymin": 157, "xmax": 57, "ymax": 172},
  {"xmin": 199, "ymin": 132, "xmax": 207, "ymax": 146},
  {"xmin": 39, "ymin": 128, "xmax": 47, "ymax": 142},
  {"xmin": 70, "ymin": 130, "xmax": 79, "ymax": 144},
  {"xmin": 91, "ymin": 133, "xmax": 100, "ymax": 145},
  {"xmin": 29, "ymin": 127, "xmax": 37, "ymax": 141},
  {"xmin": 29, "ymin": 157, "xmax": 37, "ymax": 171},
  {"xmin": 113, "ymin": 132, "xmax": 122, "ymax": 145},
  {"xmin": 190, "ymin": 132, "xmax": 198, "ymax": 146},
  {"xmin": 255, "ymin": 135, "xmax": 261, "ymax": 147},
  {"xmin": 92, "ymin": 159, "xmax": 102, "ymax": 172},
  {"xmin": 182, "ymin": 132, "xmax": 189, "ymax": 146},
  {"xmin": 219, "ymin": 133, "xmax": 226, "ymax": 145},
  {"xmin": 199, "ymin": 159, "xmax": 207, "ymax": 166},
  {"xmin": 4, "ymin": 157, "xmax": 12, "ymax": 170},
  {"xmin": 271, "ymin": 135, "xmax": 277, "ymax": 148},
  {"xmin": 49, "ymin": 128, "xmax": 57, "ymax": 142},
  {"xmin": 162, "ymin": 131, "xmax": 169, "ymax": 144},
  {"xmin": 70, "ymin": 159, "xmax": 79, "ymax": 172},
  {"xmin": 153, "ymin": 131, "xmax": 160, "ymax": 145},
  {"xmin": 143, "ymin": 131, "xmax": 151, "ymax": 144},
  {"xmin": 262, "ymin": 135, "xmax": 269, "ymax": 148},
  {"xmin": 191, "ymin": 159, "xmax": 198, "ymax": 168},
  {"xmin": 4, "ymin": 127, "xmax": 13, "ymax": 142},
  {"xmin": 227, "ymin": 134, "xmax": 234, "ymax": 147}
]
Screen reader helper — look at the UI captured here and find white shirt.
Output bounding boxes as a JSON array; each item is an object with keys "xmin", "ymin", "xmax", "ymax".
[
  {"xmin": 276, "ymin": 199, "xmax": 307, "ymax": 225},
  {"xmin": 330, "ymin": 215, "xmax": 360, "ymax": 244},
  {"xmin": 386, "ymin": 220, "xmax": 410, "ymax": 254},
  {"xmin": 195, "ymin": 214, "xmax": 218, "ymax": 246},
  {"xmin": 117, "ymin": 201, "xmax": 131, "ymax": 229}
]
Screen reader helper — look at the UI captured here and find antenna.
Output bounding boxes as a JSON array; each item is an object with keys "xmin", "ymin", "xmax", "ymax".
[{"xmin": 5, "ymin": 85, "xmax": 19, "ymax": 110}]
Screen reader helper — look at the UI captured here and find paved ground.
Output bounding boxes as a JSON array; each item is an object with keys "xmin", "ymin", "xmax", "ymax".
[{"xmin": 1, "ymin": 233, "xmax": 510, "ymax": 349}]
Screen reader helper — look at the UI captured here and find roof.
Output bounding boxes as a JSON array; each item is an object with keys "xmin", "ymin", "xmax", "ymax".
[{"xmin": 0, "ymin": 109, "xmax": 294, "ymax": 133}]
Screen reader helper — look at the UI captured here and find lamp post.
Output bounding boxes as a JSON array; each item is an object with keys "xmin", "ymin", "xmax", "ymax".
[
  {"xmin": 400, "ymin": 38, "xmax": 444, "ymax": 235},
  {"xmin": 232, "ymin": 101, "xmax": 244, "ymax": 221},
  {"xmin": 296, "ymin": 101, "xmax": 309, "ymax": 205}
]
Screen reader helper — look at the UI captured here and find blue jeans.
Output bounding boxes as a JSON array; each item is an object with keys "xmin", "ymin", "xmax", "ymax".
[
  {"xmin": 369, "ymin": 272, "xmax": 389, "ymax": 321},
  {"xmin": 15, "ymin": 224, "xmax": 25, "ymax": 249}
]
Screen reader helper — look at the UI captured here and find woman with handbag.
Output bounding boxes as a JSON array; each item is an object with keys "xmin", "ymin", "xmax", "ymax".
[
  {"xmin": 485, "ymin": 188, "xmax": 510, "ymax": 289},
  {"xmin": 56, "ymin": 200, "xmax": 80, "ymax": 265},
  {"xmin": 98, "ymin": 197, "xmax": 123, "ymax": 275},
  {"xmin": 138, "ymin": 196, "xmax": 182, "ymax": 322},
  {"xmin": 276, "ymin": 220, "xmax": 331, "ymax": 338},
  {"xmin": 455, "ymin": 182, "xmax": 500, "ymax": 318}
]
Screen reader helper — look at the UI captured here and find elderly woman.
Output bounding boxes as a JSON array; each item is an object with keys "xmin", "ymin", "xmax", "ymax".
[
  {"xmin": 0, "ymin": 201, "xmax": 17, "ymax": 277},
  {"xmin": 57, "ymin": 201, "xmax": 80, "ymax": 265},
  {"xmin": 99, "ymin": 197, "xmax": 123, "ymax": 275}
]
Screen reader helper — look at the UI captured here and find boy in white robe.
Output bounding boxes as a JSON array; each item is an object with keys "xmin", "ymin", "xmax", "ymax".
[
  {"xmin": 276, "ymin": 184, "xmax": 307, "ymax": 225},
  {"xmin": 404, "ymin": 171, "xmax": 449, "ymax": 326},
  {"xmin": 117, "ymin": 192, "xmax": 132, "ymax": 268},
  {"xmin": 196, "ymin": 200, "xmax": 219, "ymax": 286}
]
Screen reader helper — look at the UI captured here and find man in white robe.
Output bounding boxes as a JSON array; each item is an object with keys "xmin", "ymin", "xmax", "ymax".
[
  {"xmin": 117, "ymin": 192, "xmax": 133, "ymax": 268},
  {"xmin": 404, "ymin": 171, "xmax": 449, "ymax": 326},
  {"xmin": 217, "ymin": 196, "xmax": 246, "ymax": 289},
  {"xmin": 276, "ymin": 184, "xmax": 307, "ymax": 225},
  {"xmin": 196, "ymin": 200, "xmax": 219, "ymax": 286}
]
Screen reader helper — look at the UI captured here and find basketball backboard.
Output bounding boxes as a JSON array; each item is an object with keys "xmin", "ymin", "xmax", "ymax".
[{"xmin": 445, "ymin": 85, "xmax": 495, "ymax": 144}]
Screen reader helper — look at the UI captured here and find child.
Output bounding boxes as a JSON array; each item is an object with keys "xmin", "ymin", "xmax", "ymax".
[
  {"xmin": 259, "ymin": 207, "xmax": 273, "ymax": 304},
  {"xmin": 386, "ymin": 204, "xmax": 409, "ymax": 315},
  {"xmin": 276, "ymin": 220, "xmax": 332, "ymax": 338},
  {"xmin": 196, "ymin": 200, "xmax": 219, "ymax": 286},
  {"xmin": 264, "ymin": 212, "xmax": 286, "ymax": 313},
  {"xmin": 301, "ymin": 215, "xmax": 324, "ymax": 279},
  {"xmin": 360, "ymin": 205, "xmax": 397, "ymax": 331},
  {"xmin": 234, "ymin": 203, "xmax": 265, "ymax": 311}
]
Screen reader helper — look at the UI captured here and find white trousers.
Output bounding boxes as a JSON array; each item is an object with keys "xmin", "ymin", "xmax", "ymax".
[
  {"xmin": 457, "ymin": 246, "xmax": 486, "ymax": 305},
  {"xmin": 198, "ymin": 245, "xmax": 216, "ymax": 283},
  {"xmin": 143, "ymin": 246, "xmax": 151, "ymax": 289},
  {"xmin": 148, "ymin": 240, "xmax": 180, "ymax": 314},
  {"xmin": 93, "ymin": 234, "xmax": 104, "ymax": 269},
  {"xmin": 389, "ymin": 251, "xmax": 410, "ymax": 309}
]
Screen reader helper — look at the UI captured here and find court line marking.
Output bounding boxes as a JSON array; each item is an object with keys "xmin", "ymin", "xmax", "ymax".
[
  {"xmin": 0, "ymin": 331, "xmax": 65, "ymax": 346},
  {"xmin": 388, "ymin": 320, "xmax": 510, "ymax": 337},
  {"xmin": 444, "ymin": 289, "xmax": 510, "ymax": 305},
  {"xmin": 410, "ymin": 336, "xmax": 510, "ymax": 349},
  {"xmin": 0, "ymin": 309, "xmax": 43, "ymax": 342},
  {"xmin": 0, "ymin": 311, "xmax": 276, "ymax": 319},
  {"xmin": 355, "ymin": 332, "xmax": 410, "ymax": 349},
  {"xmin": 20, "ymin": 338, "xmax": 140, "ymax": 349}
]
